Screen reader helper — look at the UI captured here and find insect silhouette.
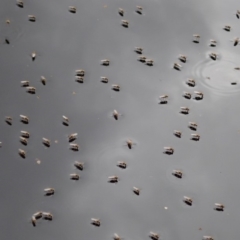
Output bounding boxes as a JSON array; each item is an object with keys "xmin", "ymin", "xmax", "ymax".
[
  {"xmin": 74, "ymin": 161, "xmax": 84, "ymax": 170},
  {"xmin": 121, "ymin": 20, "xmax": 129, "ymax": 28},
  {"xmin": 91, "ymin": 218, "xmax": 101, "ymax": 227},
  {"xmin": 172, "ymin": 170, "xmax": 183, "ymax": 178},
  {"xmin": 183, "ymin": 196, "xmax": 192, "ymax": 206},
  {"xmin": 164, "ymin": 147, "xmax": 174, "ymax": 155},
  {"xmin": 149, "ymin": 232, "xmax": 159, "ymax": 240},
  {"xmin": 133, "ymin": 187, "xmax": 140, "ymax": 195},
  {"xmin": 108, "ymin": 176, "xmax": 119, "ymax": 183},
  {"xmin": 44, "ymin": 188, "xmax": 55, "ymax": 196},
  {"xmin": 118, "ymin": 8, "xmax": 124, "ymax": 16}
]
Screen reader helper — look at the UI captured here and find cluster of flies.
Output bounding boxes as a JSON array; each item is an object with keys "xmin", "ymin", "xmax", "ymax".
[{"xmin": 6, "ymin": 1, "xmax": 236, "ymax": 239}]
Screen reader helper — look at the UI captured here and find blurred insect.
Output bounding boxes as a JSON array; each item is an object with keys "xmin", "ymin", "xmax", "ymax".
[
  {"xmin": 159, "ymin": 95, "xmax": 168, "ymax": 104},
  {"xmin": 189, "ymin": 122, "xmax": 198, "ymax": 130},
  {"xmin": 118, "ymin": 8, "xmax": 124, "ymax": 16},
  {"xmin": 21, "ymin": 80, "xmax": 29, "ymax": 87},
  {"xmin": 108, "ymin": 176, "xmax": 118, "ymax": 183},
  {"xmin": 121, "ymin": 20, "xmax": 129, "ymax": 28},
  {"xmin": 20, "ymin": 137, "xmax": 28, "ymax": 145},
  {"xmin": 62, "ymin": 115, "xmax": 69, "ymax": 126},
  {"xmin": 186, "ymin": 78, "xmax": 195, "ymax": 87},
  {"xmin": 193, "ymin": 34, "xmax": 200, "ymax": 43},
  {"xmin": 31, "ymin": 216, "xmax": 36, "ymax": 227},
  {"xmin": 180, "ymin": 107, "xmax": 189, "ymax": 114},
  {"xmin": 26, "ymin": 86, "xmax": 36, "ymax": 94},
  {"xmin": 28, "ymin": 15, "xmax": 36, "ymax": 22},
  {"xmin": 179, "ymin": 55, "xmax": 187, "ymax": 63},
  {"xmin": 174, "ymin": 130, "xmax": 182, "ymax": 138},
  {"xmin": 117, "ymin": 161, "xmax": 127, "ymax": 169},
  {"xmin": 209, "ymin": 52, "xmax": 218, "ymax": 60},
  {"xmin": 16, "ymin": 0, "xmax": 24, "ymax": 8},
  {"xmin": 236, "ymin": 10, "xmax": 240, "ymax": 19},
  {"xmin": 19, "ymin": 148, "xmax": 26, "ymax": 158},
  {"xmin": 31, "ymin": 51, "xmax": 36, "ymax": 61},
  {"xmin": 203, "ymin": 236, "xmax": 214, "ymax": 240},
  {"xmin": 231, "ymin": 81, "xmax": 237, "ymax": 85},
  {"xmin": 113, "ymin": 233, "xmax": 122, "ymax": 240},
  {"xmin": 133, "ymin": 187, "xmax": 140, "ymax": 195},
  {"xmin": 6, "ymin": 19, "xmax": 10, "ymax": 24},
  {"xmin": 149, "ymin": 232, "xmax": 159, "ymax": 240},
  {"xmin": 101, "ymin": 76, "xmax": 108, "ymax": 83},
  {"xmin": 40, "ymin": 76, "xmax": 46, "ymax": 85},
  {"xmin": 135, "ymin": 47, "xmax": 143, "ymax": 54},
  {"xmin": 136, "ymin": 5, "xmax": 143, "ymax": 14},
  {"xmin": 70, "ymin": 173, "xmax": 80, "ymax": 180},
  {"xmin": 112, "ymin": 110, "xmax": 121, "ymax": 120},
  {"xmin": 91, "ymin": 218, "xmax": 100, "ymax": 226},
  {"xmin": 125, "ymin": 139, "xmax": 136, "ymax": 149},
  {"xmin": 146, "ymin": 59, "xmax": 154, "ymax": 66},
  {"xmin": 33, "ymin": 211, "xmax": 42, "ymax": 219},
  {"xmin": 21, "ymin": 130, "xmax": 30, "ymax": 138},
  {"xmin": 138, "ymin": 56, "xmax": 146, "ymax": 62},
  {"xmin": 5, "ymin": 38, "xmax": 10, "ymax": 44},
  {"xmin": 20, "ymin": 115, "xmax": 29, "ymax": 123},
  {"xmin": 183, "ymin": 92, "xmax": 191, "ymax": 99},
  {"xmin": 194, "ymin": 91, "xmax": 204, "ymax": 100},
  {"xmin": 75, "ymin": 69, "xmax": 85, "ymax": 76},
  {"xmin": 69, "ymin": 6, "xmax": 76, "ymax": 13},
  {"xmin": 74, "ymin": 161, "xmax": 84, "ymax": 170},
  {"xmin": 112, "ymin": 84, "xmax": 120, "ymax": 91},
  {"xmin": 173, "ymin": 62, "xmax": 182, "ymax": 70},
  {"xmin": 209, "ymin": 39, "xmax": 217, "ymax": 47},
  {"xmin": 101, "ymin": 59, "xmax": 110, "ymax": 66},
  {"xmin": 75, "ymin": 76, "xmax": 84, "ymax": 83},
  {"xmin": 191, "ymin": 133, "xmax": 200, "ymax": 141},
  {"xmin": 42, "ymin": 212, "xmax": 53, "ymax": 220},
  {"xmin": 234, "ymin": 67, "xmax": 240, "ymax": 70},
  {"xmin": 223, "ymin": 25, "xmax": 231, "ymax": 31},
  {"xmin": 214, "ymin": 203, "xmax": 224, "ymax": 211},
  {"xmin": 164, "ymin": 147, "xmax": 174, "ymax": 154},
  {"xmin": 183, "ymin": 196, "xmax": 192, "ymax": 206},
  {"xmin": 68, "ymin": 133, "xmax": 78, "ymax": 142},
  {"xmin": 172, "ymin": 170, "xmax": 183, "ymax": 178},
  {"xmin": 42, "ymin": 138, "xmax": 50, "ymax": 147},
  {"xmin": 232, "ymin": 37, "xmax": 239, "ymax": 46},
  {"xmin": 31, "ymin": 212, "xmax": 42, "ymax": 227},
  {"xmin": 70, "ymin": 143, "xmax": 79, "ymax": 151},
  {"xmin": 5, "ymin": 116, "xmax": 12, "ymax": 125},
  {"xmin": 44, "ymin": 188, "xmax": 55, "ymax": 196}
]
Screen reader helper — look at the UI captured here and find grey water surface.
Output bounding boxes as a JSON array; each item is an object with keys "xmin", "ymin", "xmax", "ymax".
[{"xmin": 0, "ymin": 0, "xmax": 240, "ymax": 240}]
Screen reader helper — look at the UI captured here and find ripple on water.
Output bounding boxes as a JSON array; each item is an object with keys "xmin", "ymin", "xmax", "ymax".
[{"xmin": 192, "ymin": 52, "xmax": 240, "ymax": 96}]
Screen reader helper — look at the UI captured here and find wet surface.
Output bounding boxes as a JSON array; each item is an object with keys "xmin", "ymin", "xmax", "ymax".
[{"xmin": 1, "ymin": 0, "xmax": 240, "ymax": 239}]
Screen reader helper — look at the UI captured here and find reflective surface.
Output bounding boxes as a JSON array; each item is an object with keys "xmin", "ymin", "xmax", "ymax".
[{"xmin": 1, "ymin": 0, "xmax": 240, "ymax": 239}]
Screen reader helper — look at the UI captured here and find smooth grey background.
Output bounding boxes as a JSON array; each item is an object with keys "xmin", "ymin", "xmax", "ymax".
[{"xmin": 0, "ymin": 0, "xmax": 240, "ymax": 239}]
